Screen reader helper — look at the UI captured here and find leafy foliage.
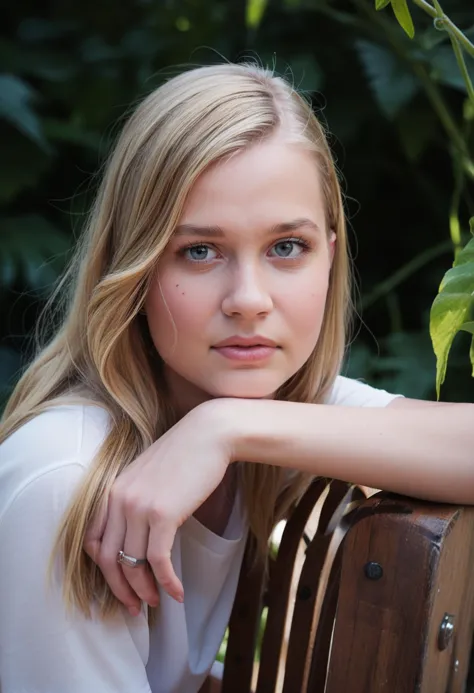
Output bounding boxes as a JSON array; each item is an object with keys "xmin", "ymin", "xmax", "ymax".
[
  {"xmin": 1, "ymin": 0, "xmax": 473, "ymax": 405},
  {"xmin": 430, "ymin": 219, "xmax": 474, "ymax": 394},
  {"xmin": 355, "ymin": 39, "xmax": 419, "ymax": 117},
  {"xmin": 374, "ymin": 0, "xmax": 473, "ymax": 395}
]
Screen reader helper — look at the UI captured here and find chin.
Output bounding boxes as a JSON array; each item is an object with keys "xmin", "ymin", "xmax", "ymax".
[{"xmin": 204, "ymin": 373, "xmax": 286, "ymax": 400}]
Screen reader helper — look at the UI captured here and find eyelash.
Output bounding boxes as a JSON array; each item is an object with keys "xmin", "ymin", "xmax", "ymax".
[{"xmin": 177, "ymin": 236, "xmax": 313, "ymax": 263}]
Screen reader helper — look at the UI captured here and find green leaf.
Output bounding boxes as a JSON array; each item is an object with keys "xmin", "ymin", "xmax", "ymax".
[
  {"xmin": 430, "ymin": 236, "xmax": 474, "ymax": 397},
  {"xmin": 460, "ymin": 321, "xmax": 474, "ymax": 335},
  {"xmin": 0, "ymin": 346, "xmax": 23, "ymax": 410},
  {"xmin": 80, "ymin": 36, "xmax": 122, "ymax": 63},
  {"xmin": 345, "ymin": 331, "xmax": 436, "ymax": 399},
  {"xmin": 0, "ymin": 215, "xmax": 71, "ymax": 293},
  {"xmin": 0, "ymin": 40, "xmax": 77, "ymax": 83},
  {"xmin": 375, "ymin": 0, "xmax": 391, "ymax": 10},
  {"xmin": 391, "ymin": 0, "xmax": 415, "ymax": 38},
  {"xmin": 17, "ymin": 18, "xmax": 78, "ymax": 43},
  {"xmin": 462, "ymin": 320, "xmax": 474, "ymax": 377},
  {"xmin": 376, "ymin": 331, "xmax": 436, "ymax": 399},
  {"xmin": 0, "ymin": 125, "xmax": 52, "ymax": 203},
  {"xmin": 355, "ymin": 40, "xmax": 419, "ymax": 118},
  {"xmin": 42, "ymin": 118, "xmax": 102, "ymax": 151},
  {"xmin": 246, "ymin": 0, "xmax": 268, "ymax": 28},
  {"xmin": 464, "ymin": 98, "xmax": 474, "ymax": 122},
  {"xmin": 428, "ymin": 46, "xmax": 474, "ymax": 94},
  {"xmin": 0, "ymin": 74, "xmax": 49, "ymax": 150}
]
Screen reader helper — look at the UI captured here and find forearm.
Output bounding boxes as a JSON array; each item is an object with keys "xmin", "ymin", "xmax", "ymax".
[{"xmin": 221, "ymin": 399, "xmax": 474, "ymax": 504}]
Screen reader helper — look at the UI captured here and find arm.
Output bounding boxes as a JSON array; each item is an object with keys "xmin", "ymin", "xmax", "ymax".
[
  {"xmin": 225, "ymin": 397, "xmax": 474, "ymax": 504},
  {"xmin": 85, "ymin": 392, "xmax": 474, "ymax": 609}
]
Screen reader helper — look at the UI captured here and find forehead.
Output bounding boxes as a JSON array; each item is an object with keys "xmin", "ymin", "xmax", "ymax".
[{"xmin": 178, "ymin": 140, "xmax": 326, "ymax": 234}]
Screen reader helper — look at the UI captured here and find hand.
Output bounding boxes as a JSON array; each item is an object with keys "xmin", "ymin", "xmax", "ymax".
[{"xmin": 84, "ymin": 400, "xmax": 234, "ymax": 614}]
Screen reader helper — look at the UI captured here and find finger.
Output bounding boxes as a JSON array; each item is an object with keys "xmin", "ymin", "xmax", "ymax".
[
  {"xmin": 148, "ymin": 521, "xmax": 184, "ymax": 602},
  {"xmin": 122, "ymin": 517, "xmax": 160, "ymax": 607},
  {"xmin": 99, "ymin": 498, "xmax": 142, "ymax": 613},
  {"xmin": 83, "ymin": 493, "xmax": 109, "ymax": 563}
]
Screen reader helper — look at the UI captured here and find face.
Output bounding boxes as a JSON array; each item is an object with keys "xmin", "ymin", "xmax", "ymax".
[{"xmin": 145, "ymin": 138, "xmax": 335, "ymax": 413}]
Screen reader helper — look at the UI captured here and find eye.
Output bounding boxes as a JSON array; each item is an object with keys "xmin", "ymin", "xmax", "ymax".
[
  {"xmin": 181, "ymin": 244, "xmax": 219, "ymax": 262},
  {"xmin": 269, "ymin": 238, "xmax": 311, "ymax": 258}
]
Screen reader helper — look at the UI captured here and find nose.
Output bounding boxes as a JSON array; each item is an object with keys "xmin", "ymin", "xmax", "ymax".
[{"xmin": 221, "ymin": 260, "xmax": 274, "ymax": 318}]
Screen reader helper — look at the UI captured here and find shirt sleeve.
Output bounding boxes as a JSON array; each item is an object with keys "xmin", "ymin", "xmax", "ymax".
[
  {"xmin": 325, "ymin": 376, "xmax": 404, "ymax": 407},
  {"xmin": 0, "ymin": 464, "xmax": 152, "ymax": 693}
]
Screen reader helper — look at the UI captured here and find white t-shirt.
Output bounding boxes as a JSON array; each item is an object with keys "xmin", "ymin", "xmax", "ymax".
[{"xmin": 0, "ymin": 377, "xmax": 401, "ymax": 693}]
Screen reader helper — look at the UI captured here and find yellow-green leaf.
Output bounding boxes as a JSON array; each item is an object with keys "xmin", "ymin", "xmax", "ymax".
[
  {"xmin": 430, "ymin": 237, "xmax": 474, "ymax": 397},
  {"xmin": 246, "ymin": 0, "xmax": 268, "ymax": 28},
  {"xmin": 471, "ymin": 334, "xmax": 474, "ymax": 376},
  {"xmin": 463, "ymin": 323, "xmax": 474, "ymax": 375},
  {"xmin": 460, "ymin": 321, "xmax": 474, "ymax": 334},
  {"xmin": 391, "ymin": 0, "xmax": 415, "ymax": 38},
  {"xmin": 376, "ymin": 0, "xmax": 391, "ymax": 10}
]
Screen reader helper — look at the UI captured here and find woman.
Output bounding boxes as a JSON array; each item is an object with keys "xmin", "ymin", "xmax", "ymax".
[{"xmin": 0, "ymin": 62, "xmax": 472, "ymax": 693}]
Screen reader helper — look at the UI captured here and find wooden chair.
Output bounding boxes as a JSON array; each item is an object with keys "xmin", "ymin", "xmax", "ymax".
[{"xmin": 219, "ymin": 479, "xmax": 474, "ymax": 693}]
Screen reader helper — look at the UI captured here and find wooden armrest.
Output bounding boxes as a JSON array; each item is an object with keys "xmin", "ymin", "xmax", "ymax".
[
  {"xmin": 222, "ymin": 484, "xmax": 474, "ymax": 693},
  {"xmin": 325, "ymin": 494, "xmax": 474, "ymax": 693}
]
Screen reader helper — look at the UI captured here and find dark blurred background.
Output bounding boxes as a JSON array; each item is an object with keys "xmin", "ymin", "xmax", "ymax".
[{"xmin": 1, "ymin": 0, "xmax": 473, "ymax": 407}]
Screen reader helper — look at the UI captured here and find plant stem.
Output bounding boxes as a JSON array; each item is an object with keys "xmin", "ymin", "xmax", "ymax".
[
  {"xmin": 449, "ymin": 35, "xmax": 474, "ymax": 104},
  {"xmin": 352, "ymin": 0, "xmax": 474, "ymax": 175},
  {"xmin": 419, "ymin": 0, "xmax": 474, "ymax": 106},
  {"xmin": 450, "ymin": 156, "xmax": 464, "ymax": 257},
  {"xmin": 413, "ymin": 63, "xmax": 471, "ymax": 165},
  {"xmin": 361, "ymin": 239, "xmax": 454, "ymax": 310},
  {"xmin": 411, "ymin": 0, "xmax": 474, "ymax": 57}
]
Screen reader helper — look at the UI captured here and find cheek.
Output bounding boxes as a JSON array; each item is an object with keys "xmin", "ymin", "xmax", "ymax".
[
  {"xmin": 282, "ymin": 271, "xmax": 330, "ymax": 340},
  {"xmin": 145, "ymin": 276, "xmax": 214, "ymax": 356}
]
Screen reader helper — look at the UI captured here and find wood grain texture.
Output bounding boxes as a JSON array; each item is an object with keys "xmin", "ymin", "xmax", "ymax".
[
  {"xmin": 223, "ymin": 489, "xmax": 474, "ymax": 693},
  {"xmin": 325, "ymin": 497, "xmax": 474, "ymax": 693}
]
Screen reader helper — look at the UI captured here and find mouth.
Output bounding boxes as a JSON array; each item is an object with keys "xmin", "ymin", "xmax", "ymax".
[
  {"xmin": 212, "ymin": 336, "xmax": 279, "ymax": 349},
  {"xmin": 211, "ymin": 335, "xmax": 280, "ymax": 362}
]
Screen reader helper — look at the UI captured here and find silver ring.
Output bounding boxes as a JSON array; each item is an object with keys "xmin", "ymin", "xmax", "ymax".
[{"xmin": 117, "ymin": 550, "xmax": 147, "ymax": 568}]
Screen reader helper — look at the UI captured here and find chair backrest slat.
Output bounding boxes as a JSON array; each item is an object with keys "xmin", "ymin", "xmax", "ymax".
[
  {"xmin": 222, "ymin": 486, "xmax": 474, "ymax": 693},
  {"xmin": 222, "ymin": 551, "xmax": 266, "ymax": 693},
  {"xmin": 255, "ymin": 478, "xmax": 329, "ymax": 693},
  {"xmin": 282, "ymin": 481, "xmax": 358, "ymax": 693}
]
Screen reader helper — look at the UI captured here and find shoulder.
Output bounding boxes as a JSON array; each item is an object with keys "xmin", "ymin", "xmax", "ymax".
[
  {"xmin": 0, "ymin": 403, "xmax": 112, "ymax": 518},
  {"xmin": 325, "ymin": 376, "xmax": 403, "ymax": 407}
]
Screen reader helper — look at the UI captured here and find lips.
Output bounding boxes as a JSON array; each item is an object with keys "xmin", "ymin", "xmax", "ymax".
[
  {"xmin": 212, "ymin": 336, "xmax": 278, "ymax": 348},
  {"xmin": 211, "ymin": 336, "xmax": 280, "ymax": 364}
]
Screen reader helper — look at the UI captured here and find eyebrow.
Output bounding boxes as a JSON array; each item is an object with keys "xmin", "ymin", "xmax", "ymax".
[{"xmin": 173, "ymin": 218, "xmax": 322, "ymax": 238}]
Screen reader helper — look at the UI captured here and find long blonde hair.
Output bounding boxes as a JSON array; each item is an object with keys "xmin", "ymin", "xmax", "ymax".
[{"xmin": 0, "ymin": 62, "xmax": 351, "ymax": 618}]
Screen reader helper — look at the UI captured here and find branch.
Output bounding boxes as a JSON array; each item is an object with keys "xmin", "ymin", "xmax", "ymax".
[{"xmin": 410, "ymin": 0, "xmax": 474, "ymax": 57}]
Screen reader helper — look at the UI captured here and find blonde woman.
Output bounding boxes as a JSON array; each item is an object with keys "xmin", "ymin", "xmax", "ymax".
[{"xmin": 0, "ymin": 63, "xmax": 472, "ymax": 693}]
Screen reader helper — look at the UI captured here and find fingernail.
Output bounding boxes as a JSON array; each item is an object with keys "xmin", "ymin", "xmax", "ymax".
[
  {"xmin": 128, "ymin": 606, "xmax": 140, "ymax": 617},
  {"xmin": 176, "ymin": 593, "xmax": 184, "ymax": 604}
]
